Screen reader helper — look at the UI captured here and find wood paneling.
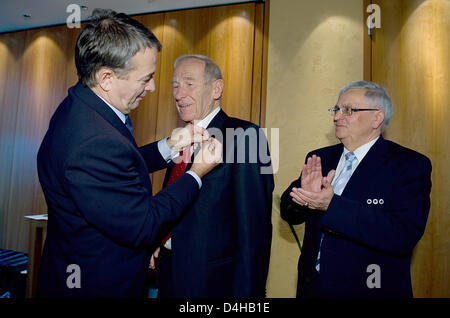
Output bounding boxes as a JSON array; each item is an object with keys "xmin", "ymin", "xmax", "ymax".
[
  {"xmin": 372, "ymin": 0, "xmax": 450, "ymax": 297},
  {"xmin": 2, "ymin": 27, "xmax": 70, "ymax": 252},
  {"xmin": 0, "ymin": 32, "xmax": 25, "ymax": 247},
  {"xmin": 0, "ymin": 2, "xmax": 267, "ymax": 258}
]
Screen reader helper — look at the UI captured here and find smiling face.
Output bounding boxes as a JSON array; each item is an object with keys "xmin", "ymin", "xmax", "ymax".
[
  {"xmin": 334, "ymin": 88, "xmax": 384, "ymax": 151},
  {"xmin": 107, "ymin": 46, "xmax": 158, "ymax": 114},
  {"xmin": 171, "ymin": 58, "xmax": 223, "ymax": 123}
]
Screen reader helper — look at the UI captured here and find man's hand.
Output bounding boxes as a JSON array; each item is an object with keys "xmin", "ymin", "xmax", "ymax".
[
  {"xmin": 301, "ymin": 155, "xmax": 324, "ymax": 192},
  {"xmin": 190, "ymin": 138, "xmax": 223, "ymax": 178},
  {"xmin": 149, "ymin": 247, "xmax": 160, "ymax": 270},
  {"xmin": 290, "ymin": 173, "xmax": 335, "ymax": 211},
  {"xmin": 167, "ymin": 124, "xmax": 209, "ymax": 153}
]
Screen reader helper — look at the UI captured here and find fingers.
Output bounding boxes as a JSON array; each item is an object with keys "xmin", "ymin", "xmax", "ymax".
[
  {"xmin": 293, "ymin": 187, "xmax": 333, "ymax": 211},
  {"xmin": 290, "ymin": 188, "xmax": 306, "ymax": 206},
  {"xmin": 149, "ymin": 247, "xmax": 160, "ymax": 270},
  {"xmin": 154, "ymin": 247, "xmax": 160, "ymax": 258},
  {"xmin": 192, "ymin": 125, "xmax": 209, "ymax": 143},
  {"xmin": 193, "ymin": 137, "xmax": 223, "ymax": 164},
  {"xmin": 190, "ymin": 137, "xmax": 223, "ymax": 178},
  {"xmin": 204, "ymin": 137, "xmax": 223, "ymax": 163},
  {"xmin": 169, "ymin": 124, "xmax": 210, "ymax": 152},
  {"xmin": 312, "ymin": 155, "xmax": 321, "ymax": 173},
  {"xmin": 326, "ymin": 169, "xmax": 336, "ymax": 184},
  {"xmin": 294, "ymin": 188, "xmax": 316, "ymax": 208},
  {"xmin": 303, "ymin": 155, "xmax": 322, "ymax": 177}
]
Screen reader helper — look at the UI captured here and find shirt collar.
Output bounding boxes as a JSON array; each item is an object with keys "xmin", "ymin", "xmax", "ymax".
[
  {"xmin": 343, "ymin": 136, "xmax": 380, "ymax": 163},
  {"xmin": 195, "ymin": 106, "xmax": 221, "ymax": 129},
  {"xmin": 95, "ymin": 94, "xmax": 127, "ymax": 124}
]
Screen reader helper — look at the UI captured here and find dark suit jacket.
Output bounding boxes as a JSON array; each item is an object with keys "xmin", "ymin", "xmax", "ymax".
[
  {"xmin": 281, "ymin": 136, "xmax": 431, "ymax": 298},
  {"xmin": 37, "ymin": 82, "xmax": 200, "ymax": 298},
  {"xmin": 159, "ymin": 110, "xmax": 274, "ymax": 297}
]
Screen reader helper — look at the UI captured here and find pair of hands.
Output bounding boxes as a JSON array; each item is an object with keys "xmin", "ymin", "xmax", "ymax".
[
  {"xmin": 290, "ymin": 155, "xmax": 335, "ymax": 211},
  {"xmin": 167, "ymin": 123, "xmax": 222, "ymax": 178}
]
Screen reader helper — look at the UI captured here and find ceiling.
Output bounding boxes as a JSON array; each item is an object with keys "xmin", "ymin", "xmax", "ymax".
[{"xmin": 0, "ymin": 0, "xmax": 258, "ymax": 34}]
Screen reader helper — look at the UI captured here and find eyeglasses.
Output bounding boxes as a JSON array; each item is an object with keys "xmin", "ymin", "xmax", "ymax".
[{"xmin": 328, "ymin": 105, "xmax": 380, "ymax": 116}]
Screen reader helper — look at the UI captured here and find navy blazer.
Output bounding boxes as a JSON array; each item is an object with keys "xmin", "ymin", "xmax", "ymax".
[
  {"xmin": 159, "ymin": 110, "xmax": 274, "ymax": 297},
  {"xmin": 37, "ymin": 82, "xmax": 199, "ymax": 298},
  {"xmin": 281, "ymin": 136, "xmax": 431, "ymax": 298}
]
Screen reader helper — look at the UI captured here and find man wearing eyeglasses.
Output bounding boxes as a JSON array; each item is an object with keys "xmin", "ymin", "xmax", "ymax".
[{"xmin": 280, "ymin": 80, "xmax": 431, "ymax": 298}]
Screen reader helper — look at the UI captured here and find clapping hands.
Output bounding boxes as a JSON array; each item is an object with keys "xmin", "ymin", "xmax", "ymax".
[{"xmin": 290, "ymin": 155, "xmax": 335, "ymax": 211}]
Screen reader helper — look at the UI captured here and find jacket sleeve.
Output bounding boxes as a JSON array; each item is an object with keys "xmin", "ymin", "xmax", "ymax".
[
  {"xmin": 138, "ymin": 140, "xmax": 170, "ymax": 173},
  {"xmin": 231, "ymin": 128, "xmax": 274, "ymax": 297},
  {"xmin": 320, "ymin": 154, "xmax": 432, "ymax": 255},
  {"xmin": 63, "ymin": 134, "xmax": 199, "ymax": 248}
]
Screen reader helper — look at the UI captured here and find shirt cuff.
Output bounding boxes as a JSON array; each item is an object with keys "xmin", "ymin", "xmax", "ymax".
[
  {"xmin": 186, "ymin": 171, "xmax": 202, "ymax": 189},
  {"xmin": 157, "ymin": 138, "xmax": 179, "ymax": 163}
]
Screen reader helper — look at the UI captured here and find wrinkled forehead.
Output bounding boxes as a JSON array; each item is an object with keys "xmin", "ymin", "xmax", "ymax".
[{"xmin": 173, "ymin": 58, "xmax": 206, "ymax": 79}]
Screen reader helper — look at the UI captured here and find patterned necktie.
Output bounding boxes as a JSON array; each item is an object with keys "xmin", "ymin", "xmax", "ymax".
[
  {"xmin": 162, "ymin": 147, "xmax": 192, "ymax": 245},
  {"xmin": 125, "ymin": 115, "xmax": 133, "ymax": 135},
  {"xmin": 166, "ymin": 148, "xmax": 191, "ymax": 186},
  {"xmin": 315, "ymin": 152, "xmax": 358, "ymax": 272}
]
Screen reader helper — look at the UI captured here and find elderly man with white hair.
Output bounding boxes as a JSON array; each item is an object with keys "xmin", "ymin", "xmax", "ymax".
[{"xmin": 281, "ymin": 81, "xmax": 432, "ymax": 298}]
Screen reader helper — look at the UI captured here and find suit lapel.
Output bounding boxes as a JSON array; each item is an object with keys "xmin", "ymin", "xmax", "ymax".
[
  {"xmin": 320, "ymin": 144, "xmax": 343, "ymax": 176},
  {"xmin": 342, "ymin": 136, "xmax": 389, "ymax": 197},
  {"xmin": 70, "ymin": 82, "xmax": 137, "ymax": 147}
]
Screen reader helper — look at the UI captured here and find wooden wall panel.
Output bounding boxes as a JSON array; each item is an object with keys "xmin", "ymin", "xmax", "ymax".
[
  {"xmin": 4, "ymin": 27, "xmax": 70, "ymax": 252},
  {"xmin": 0, "ymin": 32, "xmax": 25, "ymax": 249},
  {"xmin": 130, "ymin": 14, "xmax": 165, "ymax": 147},
  {"xmin": 205, "ymin": 4, "xmax": 255, "ymax": 121},
  {"xmin": 372, "ymin": 0, "xmax": 450, "ymax": 297}
]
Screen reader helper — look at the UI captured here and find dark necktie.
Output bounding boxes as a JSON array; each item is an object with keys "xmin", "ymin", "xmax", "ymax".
[{"xmin": 125, "ymin": 115, "xmax": 133, "ymax": 135}]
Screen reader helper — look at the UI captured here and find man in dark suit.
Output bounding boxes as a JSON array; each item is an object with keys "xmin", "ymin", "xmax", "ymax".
[
  {"xmin": 152, "ymin": 55, "xmax": 274, "ymax": 298},
  {"xmin": 281, "ymin": 81, "xmax": 431, "ymax": 298},
  {"xmin": 37, "ymin": 9, "xmax": 222, "ymax": 298}
]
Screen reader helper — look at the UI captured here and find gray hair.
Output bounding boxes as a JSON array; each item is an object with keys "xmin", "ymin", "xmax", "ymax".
[
  {"xmin": 339, "ymin": 80, "xmax": 393, "ymax": 131},
  {"xmin": 75, "ymin": 8, "xmax": 162, "ymax": 87},
  {"xmin": 174, "ymin": 54, "xmax": 223, "ymax": 83}
]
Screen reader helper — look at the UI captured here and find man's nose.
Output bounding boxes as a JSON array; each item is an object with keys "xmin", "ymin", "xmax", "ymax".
[
  {"xmin": 334, "ymin": 108, "xmax": 343, "ymax": 121},
  {"xmin": 145, "ymin": 78, "xmax": 155, "ymax": 92},
  {"xmin": 174, "ymin": 87, "xmax": 185, "ymax": 101}
]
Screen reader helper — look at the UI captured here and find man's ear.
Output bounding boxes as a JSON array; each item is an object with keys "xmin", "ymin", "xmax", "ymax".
[
  {"xmin": 372, "ymin": 109, "xmax": 385, "ymax": 130},
  {"xmin": 212, "ymin": 79, "xmax": 224, "ymax": 100},
  {"xmin": 95, "ymin": 68, "xmax": 114, "ymax": 92}
]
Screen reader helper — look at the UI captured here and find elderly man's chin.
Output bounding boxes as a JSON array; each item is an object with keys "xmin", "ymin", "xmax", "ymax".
[
  {"xmin": 177, "ymin": 109, "xmax": 195, "ymax": 123},
  {"xmin": 335, "ymin": 126, "xmax": 347, "ymax": 139}
]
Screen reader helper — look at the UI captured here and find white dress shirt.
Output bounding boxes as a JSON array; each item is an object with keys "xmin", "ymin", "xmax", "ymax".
[{"xmin": 331, "ymin": 136, "xmax": 380, "ymax": 187}]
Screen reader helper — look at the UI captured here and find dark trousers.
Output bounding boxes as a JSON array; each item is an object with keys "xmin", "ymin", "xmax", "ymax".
[
  {"xmin": 157, "ymin": 246, "xmax": 173, "ymax": 298},
  {"xmin": 297, "ymin": 269, "xmax": 322, "ymax": 298}
]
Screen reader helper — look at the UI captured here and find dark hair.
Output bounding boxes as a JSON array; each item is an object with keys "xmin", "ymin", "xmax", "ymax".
[{"xmin": 75, "ymin": 8, "xmax": 162, "ymax": 87}]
